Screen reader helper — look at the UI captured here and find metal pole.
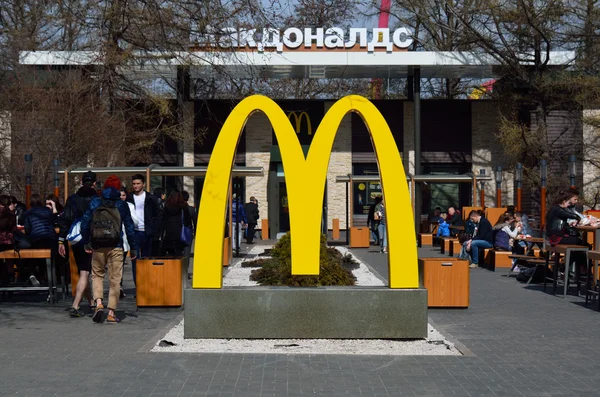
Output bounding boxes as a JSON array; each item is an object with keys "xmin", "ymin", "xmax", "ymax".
[
  {"xmin": 540, "ymin": 159, "xmax": 547, "ymax": 230},
  {"xmin": 480, "ymin": 184, "xmax": 485, "ymax": 208},
  {"xmin": 24, "ymin": 154, "xmax": 33, "ymax": 209},
  {"xmin": 413, "ymin": 67, "xmax": 421, "ymax": 234},
  {"xmin": 345, "ymin": 178, "xmax": 349, "ymax": 246},
  {"xmin": 472, "ymin": 176, "xmax": 477, "ymax": 206},
  {"xmin": 515, "ymin": 162, "xmax": 523, "ymax": 211},
  {"xmin": 495, "ymin": 166, "xmax": 502, "ymax": 208},
  {"xmin": 568, "ymin": 154, "xmax": 577, "ymax": 189},
  {"xmin": 52, "ymin": 159, "xmax": 60, "ymax": 198}
]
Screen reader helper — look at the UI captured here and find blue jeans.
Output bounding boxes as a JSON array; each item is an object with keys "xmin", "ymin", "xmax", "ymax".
[
  {"xmin": 131, "ymin": 231, "xmax": 153, "ymax": 285},
  {"xmin": 378, "ymin": 223, "xmax": 387, "ymax": 251},
  {"xmin": 470, "ymin": 240, "xmax": 493, "ymax": 265}
]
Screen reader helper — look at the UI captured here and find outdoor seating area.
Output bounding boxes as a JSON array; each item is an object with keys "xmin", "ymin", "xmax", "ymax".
[{"xmin": 419, "ymin": 202, "xmax": 600, "ymax": 311}]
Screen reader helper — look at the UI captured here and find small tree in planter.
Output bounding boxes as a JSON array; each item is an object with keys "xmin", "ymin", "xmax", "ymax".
[{"xmin": 249, "ymin": 233, "xmax": 357, "ymax": 287}]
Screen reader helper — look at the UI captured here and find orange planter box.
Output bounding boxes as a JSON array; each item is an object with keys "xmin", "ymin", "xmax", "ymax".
[
  {"xmin": 349, "ymin": 227, "xmax": 370, "ymax": 248},
  {"xmin": 136, "ymin": 258, "xmax": 183, "ymax": 307},
  {"xmin": 419, "ymin": 258, "xmax": 470, "ymax": 308}
]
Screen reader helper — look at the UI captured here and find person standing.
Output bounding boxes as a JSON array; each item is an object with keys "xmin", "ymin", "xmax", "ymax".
[
  {"xmin": 181, "ymin": 191, "xmax": 196, "ymax": 279},
  {"xmin": 126, "ymin": 174, "xmax": 160, "ymax": 286},
  {"xmin": 161, "ymin": 190, "xmax": 193, "ymax": 256},
  {"xmin": 119, "ymin": 186, "xmax": 138, "ymax": 298},
  {"xmin": 244, "ymin": 196, "xmax": 259, "ymax": 244},
  {"xmin": 81, "ymin": 176, "xmax": 137, "ymax": 324},
  {"xmin": 231, "ymin": 194, "xmax": 247, "ymax": 251},
  {"xmin": 465, "ymin": 210, "xmax": 494, "ymax": 268},
  {"xmin": 367, "ymin": 196, "xmax": 382, "ymax": 245},
  {"xmin": 57, "ymin": 170, "xmax": 98, "ymax": 317},
  {"xmin": 375, "ymin": 198, "xmax": 387, "ymax": 253}
]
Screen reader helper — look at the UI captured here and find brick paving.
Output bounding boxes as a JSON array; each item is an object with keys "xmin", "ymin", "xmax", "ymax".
[{"xmin": 1, "ymin": 243, "xmax": 600, "ymax": 396}]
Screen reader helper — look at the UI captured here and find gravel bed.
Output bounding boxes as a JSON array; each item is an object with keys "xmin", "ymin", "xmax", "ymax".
[
  {"xmin": 152, "ymin": 320, "xmax": 459, "ymax": 355},
  {"xmin": 152, "ymin": 244, "xmax": 460, "ymax": 356}
]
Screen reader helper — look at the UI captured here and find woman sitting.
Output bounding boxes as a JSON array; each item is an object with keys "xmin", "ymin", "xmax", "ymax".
[
  {"xmin": 0, "ymin": 195, "xmax": 17, "ymax": 284},
  {"xmin": 0, "ymin": 195, "xmax": 16, "ymax": 251},
  {"xmin": 22, "ymin": 194, "xmax": 58, "ymax": 285},
  {"xmin": 493, "ymin": 214, "xmax": 521, "ymax": 252},
  {"xmin": 546, "ymin": 190, "xmax": 585, "ymax": 246},
  {"xmin": 23, "ymin": 194, "xmax": 58, "ymax": 249}
]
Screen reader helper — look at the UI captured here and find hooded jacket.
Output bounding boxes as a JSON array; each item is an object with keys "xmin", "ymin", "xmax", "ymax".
[{"xmin": 81, "ymin": 187, "xmax": 137, "ymax": 251}]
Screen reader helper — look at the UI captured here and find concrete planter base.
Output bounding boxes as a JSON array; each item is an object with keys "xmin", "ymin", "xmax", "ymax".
[{"xmin": 184, "ymin": 287, "xmax": 428, "ymax": 339}]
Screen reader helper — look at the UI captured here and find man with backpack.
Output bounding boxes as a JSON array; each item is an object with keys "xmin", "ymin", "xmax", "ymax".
[
  {"xmin": 56, "ymin": 170, "xmax": 98, "ymax": 318},
  {"xmin": 81, "ymin": 176, "xmax": 137, "ymax": 324}
]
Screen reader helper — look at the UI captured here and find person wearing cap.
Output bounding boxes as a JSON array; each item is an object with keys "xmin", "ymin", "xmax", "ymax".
[{"xmin": 57, "ymin": 170, "xmax": 99, "ymax": 318}]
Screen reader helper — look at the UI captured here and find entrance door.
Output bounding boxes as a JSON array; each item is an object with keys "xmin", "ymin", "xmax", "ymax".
[{"xmin": 279, "ymin": 182, "xmax": 290, "ymax": 233}]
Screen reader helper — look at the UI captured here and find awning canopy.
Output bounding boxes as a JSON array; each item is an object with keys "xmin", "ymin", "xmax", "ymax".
[
  {"xmin": 19, "ymin": 50, "xmax": 575, "ymax": 79},
  {"xmin": 59, "ymin": 166, "xmax": 264, "ymax": 177}
]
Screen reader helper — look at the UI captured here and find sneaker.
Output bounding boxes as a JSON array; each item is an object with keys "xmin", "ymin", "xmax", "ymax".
[
  {"xmin": 119, "ymin": 289, "xmax": 126, "ymax": 299},
  {"xmin": 469, "ymin": 263, "xmax": 478, "ymax": 269},
  {"xmin": 92, "ymin": 304, "xmax": 104, "ymax": 323},
  {"xmin": 29, "ymin": 275, "xmax": 41, "ymax": 287},
  {"xmin": 69, "ymin": 307, "xmax": 85, "ymax": 318},
  {"xmin": 106, "ymin": 314, "xmax": 120, "ymax": 324}
]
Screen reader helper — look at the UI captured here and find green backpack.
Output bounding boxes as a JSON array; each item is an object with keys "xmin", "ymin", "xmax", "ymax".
[{"xmin": 91, "ymin": 200, "xmax": 121, "ymax": 248}]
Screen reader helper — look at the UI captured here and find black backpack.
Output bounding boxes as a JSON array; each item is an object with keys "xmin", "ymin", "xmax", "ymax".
[{"xmin": 91, "ymin": 200, "xmax": 121, "ymax": 248}]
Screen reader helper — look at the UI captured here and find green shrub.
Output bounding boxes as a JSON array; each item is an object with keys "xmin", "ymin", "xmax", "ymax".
[{"xmin": 250, "ymin": 232, "xmax": 357, "ymax": 287}]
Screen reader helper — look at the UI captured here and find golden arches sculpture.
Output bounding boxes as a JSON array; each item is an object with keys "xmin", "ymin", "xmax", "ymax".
[{"xmin": 192, "ymin": 95, "xmax": 418, "ymax": 289}]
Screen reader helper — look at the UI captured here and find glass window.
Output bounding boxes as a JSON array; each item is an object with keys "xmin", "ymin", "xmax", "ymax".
[{"xmin": 352, "ymin": 164, "xmax": 381, "ymax": 215}]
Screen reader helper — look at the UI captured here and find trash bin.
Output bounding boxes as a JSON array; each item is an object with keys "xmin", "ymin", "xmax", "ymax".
[
  {"xmin": 136, "ymin": 257, "xmax": 184, "ymax": 307},
  {"xmin": 418, "ymin": 258, "xmax": 470, "ymax": 308}
]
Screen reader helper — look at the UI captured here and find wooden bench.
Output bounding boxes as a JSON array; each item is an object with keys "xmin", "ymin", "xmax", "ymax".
[
  {"xmin": 484, "ymin": 249, "xmax": 513, "ymax": 270},
  {"xmin": 418, "ymin": 233, "xmax": 433, "ymax": 247},
  {"xmin": 448, "ymin": 239, "xmax": 462, "ymax": 257},
  {"xmin": 440, "ymin": 237, "xmax": 457, "ymax": 255},
  {"xmin": 0, "ymin": 249, "xmax": 56, "ymax": 303}
]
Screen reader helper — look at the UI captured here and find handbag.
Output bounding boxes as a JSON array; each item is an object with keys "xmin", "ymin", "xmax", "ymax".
[
  {"xmin": 180, "ymin": 211, "xmax": 193, "ymax": 245},
  {"xmin": 66, "ymin": 219, "xmax": 83, "ymax": 245}
]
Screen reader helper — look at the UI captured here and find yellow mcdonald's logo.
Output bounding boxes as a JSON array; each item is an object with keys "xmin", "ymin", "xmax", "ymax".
[
  {"xmin": 193, "ymin": 95, "xmax": 418, "ymax": 289},
  {"xmin": 287, "ymin": 111, "xmax": 312, "ymax": 135}
]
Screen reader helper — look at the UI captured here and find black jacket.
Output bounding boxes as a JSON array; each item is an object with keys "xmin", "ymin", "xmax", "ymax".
[
  {"xmin": 57, "ymin": 185, "xmax": 98, "ymax": 240},
  {"xmin": 546, "ymin": 205, "xmax": 580, "ymax": 238},
  {"xmin": 244, "ymin": 202, "xmax": 259, "ymax": 224},
  {"xmin": 473, "ymin": 217, "xmax": 494, "ymax": 244},
  {"xmin": 23, "ymin": 206, "xmax": 57, "ymax": 243},
  {"xmin": 162, "ymin": 203, "xmax": 192, "ymax": 243},
  {"xmin": 127, "ymin": 191, "xmax": 160, "ymax": 237}
]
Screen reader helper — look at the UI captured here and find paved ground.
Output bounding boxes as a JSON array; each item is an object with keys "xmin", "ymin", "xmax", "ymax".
[{"xmin": 2, "ymin": 242, "xmax": 600, "ymax": 396}]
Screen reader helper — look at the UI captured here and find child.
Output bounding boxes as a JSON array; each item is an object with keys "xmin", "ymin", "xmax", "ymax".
[{"xmin": 435, "ymin": 213, "xmax": 450, "ymax": 246}]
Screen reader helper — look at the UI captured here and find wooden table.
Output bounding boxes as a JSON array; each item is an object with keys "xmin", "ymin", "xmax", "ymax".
[
  {"xmin": 0, "ymin": 249, "xmax": 56, "ymax": 303},
  {"xmin": 514, "ymin": 236, "xmax": 545, "ymax": 256},
  {"xmin": 577, "ymin": 226, "xmax": 600, "ymax": 249}
]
